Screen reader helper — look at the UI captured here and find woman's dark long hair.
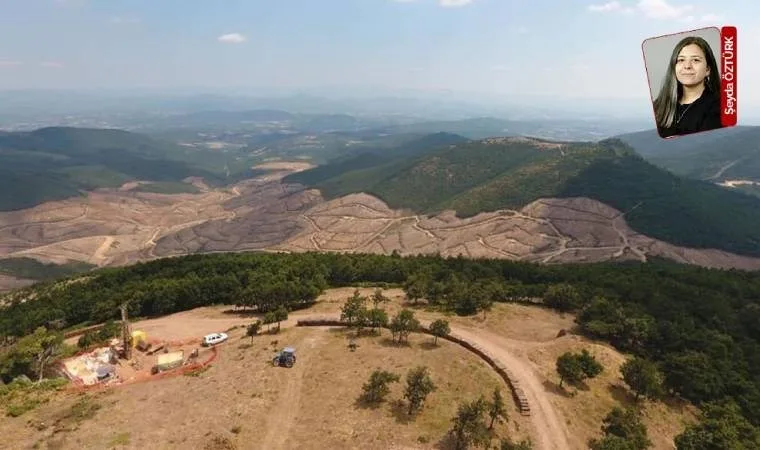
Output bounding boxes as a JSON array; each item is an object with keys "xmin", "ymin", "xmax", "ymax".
[{"xmin": 653, "ymin": 35, "xmax": 721, "ymax": 129}]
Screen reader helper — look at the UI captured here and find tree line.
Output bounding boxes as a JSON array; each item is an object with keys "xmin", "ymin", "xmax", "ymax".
[{"xmin": 2, "ymin": 251, "xmax": 760, "ymax": 442}]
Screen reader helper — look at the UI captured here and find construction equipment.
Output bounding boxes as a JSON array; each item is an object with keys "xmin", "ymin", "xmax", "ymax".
[
  {"xmin": 119, "ymin": 302, "xmax": 132, "ymax": 360},
  {"xmin": 147, "ymin": 343, "xmax": 166, "ymax": 355},
  {"xmin": 272, "ymin": 347, "xmax": 296, "ymax": 368}
]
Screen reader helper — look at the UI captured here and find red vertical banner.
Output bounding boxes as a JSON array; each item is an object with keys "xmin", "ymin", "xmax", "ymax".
[{"xmin": 720, "ymin": 26, "xmax": 737, "ymax": 127}]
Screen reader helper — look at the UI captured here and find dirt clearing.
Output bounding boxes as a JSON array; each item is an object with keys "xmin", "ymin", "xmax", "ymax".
[{"xmin": 2, "ymin": 325, "xmax": 527, "ymax": 450}]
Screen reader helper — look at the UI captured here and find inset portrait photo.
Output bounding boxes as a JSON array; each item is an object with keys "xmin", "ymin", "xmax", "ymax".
[{"xmin": 642, "ymin": 27, "xmax": 730, "ymax": 139}]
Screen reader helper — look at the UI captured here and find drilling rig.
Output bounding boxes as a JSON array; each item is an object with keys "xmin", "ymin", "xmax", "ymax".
[{"xmin": 119, "ymin": 302, "xmax": 132, "ymax": 360}]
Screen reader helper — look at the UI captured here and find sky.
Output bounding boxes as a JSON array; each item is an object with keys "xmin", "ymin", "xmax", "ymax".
[{"xmin": 0, "ymin": 0, "xmax": 758, "ymax": 118}]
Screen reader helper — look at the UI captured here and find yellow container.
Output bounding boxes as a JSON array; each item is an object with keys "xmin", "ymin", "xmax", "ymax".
[{"xmin": 131, "ymin": 330, "xmax": 147, "ymax": 347}]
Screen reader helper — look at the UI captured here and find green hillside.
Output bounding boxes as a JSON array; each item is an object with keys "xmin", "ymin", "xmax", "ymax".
[
  {"xmin": 295, "ymin": 137, "xmax": 760, "ymax": 257},
  {"xmin": 283, "ymin": 132, "xmax": 469, "ymax": 187},
  {"xmin": 0, "ymin": 257, "xmax": 94, "ymax": 282},
  {"xmin": 618, "ymin": 126, "xmax": 760, "ymax": 181},
  {"xmin": 0, "ymin": 127, "xmax": 261, "ymax": 211}
]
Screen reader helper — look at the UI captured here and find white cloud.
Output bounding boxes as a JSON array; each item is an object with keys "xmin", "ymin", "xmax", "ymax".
[
  {"xmin": 439, "ymin": 0, "xmax": 473, "ymax": 6},
  {"xmin": 588, "ymin": 0, "xmax": 721, "ymax": 22},
  {"xmin": 217, "ymin": 33, "xmax": 246, "ymax": 44},
  {"xmin": 40, "ymin": 61, "xmax": 65, "ymax": 69},
  {"xmin": 637, "ymin": 0, "xmax": 692, "ymax": 19},
  {"xmin": 511, "ymin": 26, "xmax": 529, "ymax": 35},
  {"xmin": 588, "ymin": 1, "xmax": 623, "ymax": 12},
  {"xmin": 0, "ymin": 60, "xmax": 23, "ymax": 68}
]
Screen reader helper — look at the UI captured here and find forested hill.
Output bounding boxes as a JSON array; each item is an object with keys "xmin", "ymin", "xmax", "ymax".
[
  {"xmin": 0, "ymin": 127, "xmax": 260, "ymax": 211},
  {"xmin": 2, "ymin": 251, "xmax": 760, "ymax": 444},
  {"xmin": 287, "ymin": 136, "xmax": 760, "ymax": 258},
  {"xmin": 617, "ymin": 126, "xmax": 760, "ymax": 182}
]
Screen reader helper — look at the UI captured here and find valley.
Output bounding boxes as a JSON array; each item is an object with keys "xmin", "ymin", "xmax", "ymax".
[{"xmin": 3, "ymin": 162, "xmax": 760, "ymax": 292}]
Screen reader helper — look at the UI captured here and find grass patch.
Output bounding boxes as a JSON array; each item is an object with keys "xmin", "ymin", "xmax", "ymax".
[
  {"xmin": 0, "ymin": 377, "xmax": 69, "ymax": 417},
  {"xmin": 109, "ymin": 432, "xmax": 131, "ymax": 446}
]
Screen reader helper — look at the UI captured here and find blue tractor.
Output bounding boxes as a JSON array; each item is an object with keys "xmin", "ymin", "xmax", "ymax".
[{"xmin": 272, "ymin": 346, "xmax": 296, "ymax": 368}]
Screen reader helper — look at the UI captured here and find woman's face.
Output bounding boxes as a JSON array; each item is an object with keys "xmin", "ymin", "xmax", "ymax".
[{"xmin": 674, "ymin": 43, "xmax": 710, "ymax": 87}]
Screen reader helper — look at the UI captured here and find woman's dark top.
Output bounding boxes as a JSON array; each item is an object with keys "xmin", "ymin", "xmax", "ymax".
[{"xmin": 657, "ymin": 88, "xmax": 723, "ymax": 138}]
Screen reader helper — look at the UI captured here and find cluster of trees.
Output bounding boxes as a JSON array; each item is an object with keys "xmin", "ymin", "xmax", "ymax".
[
  {"xmin": 589, "ymin": 407, "xmax": 652, "ymax": 450},
  {"xmin": 77, "ymin": 320, "xmax": 120, "ymax": 349},
  {"xmin": 555, "ymin": 350, "xmax": 603, "ymax": 389},
  {"xmin": 449, "ymin": 388, "xmax": 530, "ymax": 450},
  {"xmin": 0, "ymin": 327, "xmax": 67, "ymax": 383},
  {"xmin": 339, "ymin": 289, "xmax": 451, "ymax": 345},
  {"xmin": 340, "ymin": 289, "xmax": 391, "ymax": 336},
  {"xmin": 359, "ymin": 366, "xmax": 436, "ymax": 416},
  {"xmin": 2, "ymin": 251, "xmax": 760, "ymax": 441}
]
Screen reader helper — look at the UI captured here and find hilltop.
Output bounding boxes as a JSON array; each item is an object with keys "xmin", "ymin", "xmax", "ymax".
[{"xmin": 288, "ymin": 135, "xmax": 760, "ymax": 258}]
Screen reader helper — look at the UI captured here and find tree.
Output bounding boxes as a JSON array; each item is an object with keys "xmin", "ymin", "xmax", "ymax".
[
  {"xmin": 429, "ymin": 319, "xmax": 450, "ymax": 345},
  {"xmin": 621, "ymin": 357, "xmax": 663, "ymax": 401},
  {"xmin": 403, "ymin": 366, "xmax": 436, "ymax": 415},
  {"xmin": 500, "ymin": 439, "xmax": 533, "ymax": 450},
  {"xmin": 360, "ymin": 369, "xmax": 400, "ymax": 404},
  {"xmin": 273, "ymin": 305, "xmax": 288, "ymax": 332},
  {"xmin": 367, "ymin": 308, "xmax": 389, "ymax": 334},
  {"xmin": 556, "ymin": 350, "xmax": 603, "ymax": 389},
  {"xmin": 77, "ymin": 331, "xmax": 97, "ymax": 349},
  {"xmin": 341, "ymin": 289, "xmax": 368, "ymax": 334},
  {"xmin": 263, "ymin": 311, "xmax": 276, "ymax": 332},
  {"xmin": 403, "ymin": 271, "xmax": 431, "ymax": 305},
  {"xmin": 32, "ymin": 328, "xmax": 64, "ymax": 382},
  {"xmin": 675, "ymin": 401, "xmax": 760, "ymax": 450},
  {"xmin": 450, "ymin": 397, "xmax": 490, "ymax": 450},
  {"xmin": 556, "ymin": 352, "xmax": 584, "ymax": 388},
  {"xmin": 589, "ymin": 407, "xmax": 652, "ymax": 450},
  {"xmin": 370, "ymin": 288, "xmax": 390, "ymax": 310},
  {"xmin": 246, "ymin": 321, "xmax": 261, "ymax": 343},
  {"xmin": 488, "ymin": 388, "xmax": 508, "ymax": 430},
  {"xmin": 0, "ymin": 327, "xmax": 64, "ymax": 382},
  {"xmin": 96, "ymin": 320, "xmax": 120, "ymax": 342},
  {"xmin": 390, "ymin": 309, "xmax": 420, "ymax": 343},
  {"xmin": 588, "ymin": 435, "xmax": 640, "ymax": 450},
  {"xmin": 544, "ymin": 284, "xmax": 583, "ymax": 312},
  {"xmin": 577, "ymin": 349, "xmax": 604, "ymax": 379}
]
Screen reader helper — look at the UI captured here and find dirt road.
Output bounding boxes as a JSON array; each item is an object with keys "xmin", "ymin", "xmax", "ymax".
[
  {"xmin": 259, "ymin": 333, "xmax": 327, "ymax": 450},
  {"xmin": 451, "ymin": 326, "xmax": 571, "ymax": 450}
]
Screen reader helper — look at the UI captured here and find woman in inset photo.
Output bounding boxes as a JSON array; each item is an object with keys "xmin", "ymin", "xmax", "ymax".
[{"xmin": 653, "ymin": 35, "xmax": 722, "ymax": 138}]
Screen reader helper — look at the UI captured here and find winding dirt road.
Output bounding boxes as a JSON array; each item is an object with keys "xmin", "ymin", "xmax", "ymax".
[{"xmin": 451, "ymin": 326, "xmax": 571, "ymax": 450}]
